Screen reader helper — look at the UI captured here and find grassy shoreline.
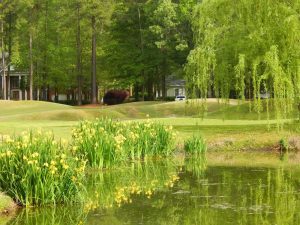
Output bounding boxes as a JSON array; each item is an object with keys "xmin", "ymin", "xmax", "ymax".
[
  {"xmin": 0, "ymin": 193, "xmax": 17, "ymax": 215},
  {"xmin": 1, "ymin": 100, "xmax": 299, "ymax": 150},
  {"xmin": 0, "ymin": 100, "xmax": 299, "ymax": 223}
]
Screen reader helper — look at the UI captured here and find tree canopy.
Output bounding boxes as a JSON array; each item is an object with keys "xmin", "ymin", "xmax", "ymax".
[
  {"xmin": 185, "ymin": 0, "xmax": 300, "ymax": 122},
  {"xmin": 0, "ymin": 0, "xmax": 299, "ymax": 117}
]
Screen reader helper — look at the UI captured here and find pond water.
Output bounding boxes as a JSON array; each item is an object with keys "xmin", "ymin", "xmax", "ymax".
[{"xmin": 6, "ymin": 154, "xmax": 300, "ymax": 225}]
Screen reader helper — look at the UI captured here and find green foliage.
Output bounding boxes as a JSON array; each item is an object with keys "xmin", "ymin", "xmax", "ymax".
[
  {"xmin": 71, "ymin": 118, "xmax": 175, "ymax": 168},
  {"xmin": 1, "ymin": 0, "xmax": 197, "ymax": 102},
  {"xmin": 9, "ymin": 206, "xmax": 88, "ymax": 225},
  {"xmin": 185, "ymin": 0, "xmax": 300, "ymax": 124},
  {"xmin": 279, "ymin": 138, "xmax": 289, "ymax": 153},
  {"xmin": 185, "ymin": 156, "xmax": 207, "ymax": 178},
  {"xmin": 184, "ymin": 135, "xmax": 206, "ymax": 155},
  {"xmin": 85, "ymin": 160, "xmax": 180, "ymax": 209},
  {"xmin": 0, "ymin": 132, "xmax": 86, "ymax": 206}
]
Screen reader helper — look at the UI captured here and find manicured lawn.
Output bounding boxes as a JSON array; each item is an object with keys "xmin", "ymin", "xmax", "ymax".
[
  {"xmin": 0, "ymin": 100, "xmax": 299, "ymax": 217},
  {"xmin": 0, "ymin": 100, "xmax": 299, "ymax": 149}
]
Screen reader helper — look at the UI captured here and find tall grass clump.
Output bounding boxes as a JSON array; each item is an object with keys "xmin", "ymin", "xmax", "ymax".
[
  {"xmin": 0, "ymin": 132, "xmax": 86, "ymax": 206},
  {"xmin": 71, "ymin": 118, "xmax": 175, "ymax": 168},
  {"xmin": 184, "ymin": 136, "xmax": 207, "ymax": 155}
]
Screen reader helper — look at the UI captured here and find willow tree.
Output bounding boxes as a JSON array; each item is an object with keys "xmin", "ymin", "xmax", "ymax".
[{"xmin": 185, "ymin": 0, "xmax": 300, "ymax": 124}]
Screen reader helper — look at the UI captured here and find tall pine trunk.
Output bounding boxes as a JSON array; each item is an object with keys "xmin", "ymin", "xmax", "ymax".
[
  {"xmin": 1, "ymin": 18, "xmax": 6, "ymax": 100},
  {"xmin": 7, "ymin": 12, "xmax": 12, "ymax": 100},
  {"xmin": 76, "ymin": 4, "xmax": 83, "ymax": 105},
  {"xmin": 147, "ymin": 75, "xmax": 154, "ymax": 100},
  {"xmin": 161, "ymin": 73, "xmax": 166, "ymax": 100},
  {"xmin": 161, "ymin": 57, "xmax": 167, "ymax": 100},
  {"xmin": 138, "ymin": 6, "xmax": 144, "ymax": 102},
  {"xmin": 42, "ymin": 0, "xmax": 48, "ymax": 101},
  {"xmin": 91, "ymin": 15, "xmax": 97, "ymax": 104},
  {"xmin": 29, "ymin": 31, "xmax": 33, "ymax": 100},
  {"xmin": 134, "ymin": 82, "xmax": 139, "ymax": 101}
]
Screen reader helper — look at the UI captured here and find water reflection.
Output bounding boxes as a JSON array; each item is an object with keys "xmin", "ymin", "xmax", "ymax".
[
  {"xmin": 8, "ymin": 206, "xmax": 87, "ymax": 225},
  {"xmin": 6, "ymin": 157, "xmax": 300, "ymax": 225},
  {"xmin": 85, "ymin": 160, "xmax": 182, "ymax": 210}
]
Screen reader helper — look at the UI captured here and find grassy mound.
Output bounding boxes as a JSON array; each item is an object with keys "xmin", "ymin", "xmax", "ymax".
[
  {"xmin": 0, "ymin": 100, "xmax": 298, "ymax": 150},
  {"xmin": 0, "ymin": 101, "xmax": 71, "ymax": 117},
  {"xmin": 0, "ymin": 193, "xmax": 16, "ymax": 214},
  {"xmin": 2, "ymin": 99, "xmax": 295, "ymax": 122},
  {"xmin": 98, "ymin": 100, "xmax": 226, "ymax": 119}
]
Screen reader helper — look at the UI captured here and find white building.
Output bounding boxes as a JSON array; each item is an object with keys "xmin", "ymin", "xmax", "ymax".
[
  {"xmin": 156, "ymin": 75, "xmax": 186, "ymax": 98},
  {"xmin": 0, "ymin": 66, "xmax": 29, "ymax": 100}
]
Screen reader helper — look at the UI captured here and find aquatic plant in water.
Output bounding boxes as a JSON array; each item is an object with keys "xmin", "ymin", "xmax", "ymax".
[
  {"xmin": 71, "ymin": 118, "xmax": 175, "ymax": 168},
  {"xmin": 84, "ymin": 160, "xmax": 181, "ymax": 210},
  {"xmin": 9, "ymin": 206, "xmax": 88, "ymax": 225},
  {"xmin": 184, "ymin": 136, "xmax": 207, "ymax": 155},
  {"xmin": 0, "ymin": 132, "xmax": 86, "ymax": 206}
]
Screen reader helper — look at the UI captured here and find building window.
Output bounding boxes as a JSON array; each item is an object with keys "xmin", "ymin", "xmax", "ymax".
[
  {"xmin": 175, "ymin": 88, "xmax": 179, "ymax": 96},
  {"xmin": 10, "ymin": 77, "xmax": 19, "ymax": 89}
]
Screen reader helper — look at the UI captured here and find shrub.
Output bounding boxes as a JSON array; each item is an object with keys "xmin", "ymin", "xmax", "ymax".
[
  {"xmin": 184, "ymin": 136, "xmax": 207, "ymax": 155},
  {"xmin": 103, "ymin": 90, "xmax": 129, "ymax": 105},
  {"xmin": 0, "ymin": 132, "xmax": 86, "ymax": 206},
  {"xmin": 279, "ymin": 138, "xmax": 289, "ymax": 153},
  {"xmin": 71, "ymin": 118, "xmax": 175, "ymax": 168},
  {"xmin": 156, "ymin": 96, "xmax": 175, "ymax": 101}
]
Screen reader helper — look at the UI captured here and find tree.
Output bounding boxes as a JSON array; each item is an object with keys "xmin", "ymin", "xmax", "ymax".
[
  {"xmin": 0, "ymin": 0, "xmax": 6, "ymax": 100},
  {"xmin": 104, "ymin": 0, "xmax": 195, "ymax": 101},
  {"xmin": 0, "ymin": 0, "xmax": 15, "ymax": 100},
  {"xmin": 82, "ymin": 0, "xmax": 115, "ymax": 104},
  {"xmin": 185, "ymin": 0, "xmax": 300, "ymax": 124}
]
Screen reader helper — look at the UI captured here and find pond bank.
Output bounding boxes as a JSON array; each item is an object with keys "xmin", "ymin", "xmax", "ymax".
[
  {"xmin": 0, "ymin": 193, "xmax": 17, "ymax": 216},
  {"xmin": 6, "ymin": 153, "xmax": 300, "ymax": 225},
  {"xmin": 206, "ymin": 150, "xmax": 300, "ymax": 167}
]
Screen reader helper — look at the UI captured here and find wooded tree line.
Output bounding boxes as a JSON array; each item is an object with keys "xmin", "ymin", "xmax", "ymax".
[
  {"xmin": 0, "ymin": 0, "xmax": 197, "ymax": 104},
  {"xmin": 0, "ymin": 0, "xmax": 299, "ymax": 109}
]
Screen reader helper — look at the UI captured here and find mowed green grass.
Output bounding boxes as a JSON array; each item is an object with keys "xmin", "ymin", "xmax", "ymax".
[
  {"xmin": 1, "ymin": 100, "xmax": 299, "ymax": 216},
  {"xmin": 0, "ymin": 100, "xmax": 299, "ymax": 145}
]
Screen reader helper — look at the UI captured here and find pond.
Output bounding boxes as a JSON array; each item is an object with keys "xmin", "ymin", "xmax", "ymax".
[{"xmin": 5, "ymin": 153, "xmax": 300, "ymax": 225}]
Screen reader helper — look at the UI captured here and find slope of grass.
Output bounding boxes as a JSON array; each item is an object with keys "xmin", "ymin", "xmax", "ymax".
[
  {"xmin": 97, "ymin": 99, "xmax": 237, "ymax": 119},
  {"xmin": 0, "ymin": 193, "xmax": 15, "ymax": 214},
  {"xmin": 207, "ymin": 100, "xmax": 298, "ymax": 120},
  {"xmin": 0, "ymin": 101, "xmax": 71, "ymax": 117},
  {"xmin": 2, "ymin": 99, "xmax": 295, "ymax": 122},
  {"xmin": 0, "ymin": 100, "xmax": 299, "ymax": 150}
]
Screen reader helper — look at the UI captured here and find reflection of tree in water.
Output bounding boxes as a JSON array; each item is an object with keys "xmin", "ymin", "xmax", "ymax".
[
  {"xmin": 107, "ymin": 167, "xmax": 300, "ymax": 225},
  {"xmin": 85, "ymin": 160, "xmax": 181, "ymax": 209},
  {"xmin": 184, "ymin": 155, "xmax": 207, "ymax": 179},
  {"xmin": 8, "ymin": 160, "xmax": 183, "ymax": 225},
  {"xmin": 8, "ymin": 206, "xmax": 87, "ymax": 225},
  {"xmin": 8, "ymin": 160, "xmax": 300, "ymax": 225}
]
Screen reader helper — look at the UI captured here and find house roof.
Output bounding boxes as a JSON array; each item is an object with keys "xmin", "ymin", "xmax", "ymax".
[
  {"xmin": 1, "ymin": 65, "xmax": 28, "ymax": 76},
  {"xmin": 166, "ymin": 75, "xmax": 185, "ymax": 87}
]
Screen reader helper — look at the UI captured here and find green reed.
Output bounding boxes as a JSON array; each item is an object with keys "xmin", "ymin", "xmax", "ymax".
[
  {"xmin": 71, "ymin": 118, "xmax": 175, "ymax": 168},
  {"xmin": 184, "ymin": 136, "xmax": 207, "ymax": 155},
  {"xmin": 0, "ymin": 131, "xmax": 86, "ymax": 206},
  {"xmin": 85, "ymin": 160, "xmax": 180, "ymax": 210},
  {"xmin": 10, "ymin": 206, "xmax": 88, "ymax": 225}
]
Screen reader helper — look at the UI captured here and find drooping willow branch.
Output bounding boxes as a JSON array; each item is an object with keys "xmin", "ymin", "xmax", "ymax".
[{"xmin": 185, "ymin": 0, "xmax": 300, "ymax": 126}]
